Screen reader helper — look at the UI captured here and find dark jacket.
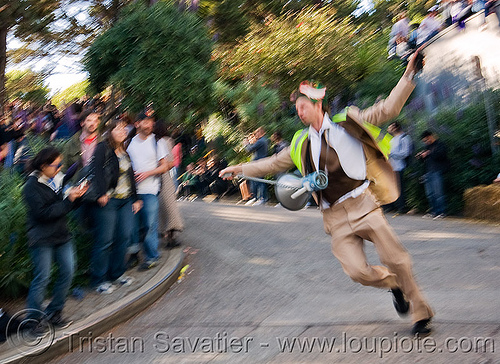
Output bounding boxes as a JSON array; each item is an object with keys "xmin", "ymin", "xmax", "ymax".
[
  {"xmin": 93, "ymin": 141, "xmax": 138, "ymax": 200},
  {"xmin": 423, "ymin": 140, "xmax": 449, "ymax": 173},
  {"xmin": 23, "ymin": 174, "xmax": 74, "ymax": 247},
  {"xmin": 62, "ymin": 131, "xmax": 102, "ymax": 174},
  {"xmin": 245, "ymin": 137, "xmax": 269, "ymax": 161}
]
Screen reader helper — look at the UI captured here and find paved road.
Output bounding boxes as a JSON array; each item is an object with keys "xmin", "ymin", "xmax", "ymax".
[{"xmin": 52, "ymin": 201, "xmax": 500, "ymax": 363}]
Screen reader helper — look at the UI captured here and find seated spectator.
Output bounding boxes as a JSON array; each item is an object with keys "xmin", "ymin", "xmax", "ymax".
[
  {"xmin": 482, "ymin": 0, "xmax": 500, "ymax": 30},
  {"xmin": 22, "ymin": 147, "xmax": 88, "ymax": 334},
  {"xmin": 388, "ymin": 12, "xmax": 410, "ymax": 58},
  {"xmin": 206, "ymin": 157, "xmax": 231, "ymax": 201},
  {"xmin": 177, "ymin": 163, "xmax": 198, "ymax": 199},
  {"xmin": 417, "ymin": 6, "xmax": 443, "ymax": 46}
]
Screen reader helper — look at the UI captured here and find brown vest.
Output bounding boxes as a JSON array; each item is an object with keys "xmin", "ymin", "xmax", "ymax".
[{"xmin": 304, "ymin": 134, "xmax": 364, "ymax": 205}]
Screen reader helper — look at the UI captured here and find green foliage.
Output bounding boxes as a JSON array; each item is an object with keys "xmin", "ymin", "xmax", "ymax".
[
  {"xmin": 5, "ymin": 69, "xmax": 49, "ymax": 106},
  {"xmin": 51, "ymin": 80, "xmax": 90, "ymax": 109},
  {"xmin": 84, "ymin": 1, "xmax": 216, "ymax": 125},
  {"xmin": 0, "ymin": 170, "xmax": 30, "ymax": 298},
  {"xmin": 353, "ymin": 59, "xmax": 405, "ymax": 106},
  {"xmin": 212, "ymin": 0, "xmax": 250, "ymax": 44},
  {"xmin": 218, "ymin": 7, "xmax": 387, "ymax": 101}
]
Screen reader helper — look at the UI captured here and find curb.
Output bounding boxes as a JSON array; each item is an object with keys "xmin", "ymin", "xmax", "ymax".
[{"xmin": 0, "ymin": 248, "xmax": 184, "ymax": 364}]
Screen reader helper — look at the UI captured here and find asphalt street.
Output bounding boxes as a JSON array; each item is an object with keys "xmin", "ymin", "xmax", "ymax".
[{"xmin": 51, "ymin": 201, "xmax": 500, "ymax": 364}]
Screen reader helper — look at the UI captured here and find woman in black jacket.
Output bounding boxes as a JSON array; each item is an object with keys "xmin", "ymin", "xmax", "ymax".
[
  {"xmin": 23, "ymin": 147, "xmax": 88, "ymax": 329},
  {"xmin": 90, "ymin": 118, "xmax": 142, "ymax": 294}
]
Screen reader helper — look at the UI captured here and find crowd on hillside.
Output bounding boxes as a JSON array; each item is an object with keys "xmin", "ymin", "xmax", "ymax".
[{"xmin": 388, "ymin": 0, "xmax": 500, "ymax": 60}]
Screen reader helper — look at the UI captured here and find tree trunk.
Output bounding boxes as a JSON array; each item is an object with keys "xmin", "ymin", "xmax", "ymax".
[{"xmin": 0, "ymin": 27, "xmax": 7, "ymax": 116}]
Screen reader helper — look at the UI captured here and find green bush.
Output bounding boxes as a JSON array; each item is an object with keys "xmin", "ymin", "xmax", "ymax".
[
  {"xmin": 0, "ymin": 166, "xmax": 93, "ymax": 300},
  {"xmin": 401, "ymin": 91, "xmax": 500, "ymax": 215},
  {"xmin": 0, "ymin": 170, "xmax": 31, "ymax": 299}
]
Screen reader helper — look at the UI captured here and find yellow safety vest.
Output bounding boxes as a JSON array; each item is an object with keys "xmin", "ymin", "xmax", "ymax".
[{"xmin": 290, "ymin": 109, "xmax": 392, "ymax": 175}]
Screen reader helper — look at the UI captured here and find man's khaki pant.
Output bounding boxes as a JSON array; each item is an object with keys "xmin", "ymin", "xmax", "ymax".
[{"xmin": 322, "ymin": 190, "xmax": 434, "ymax": 323}]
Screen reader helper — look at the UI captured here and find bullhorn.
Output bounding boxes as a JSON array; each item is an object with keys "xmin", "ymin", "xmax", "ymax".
[
  {"xmin": 275, "ymin": 171, "xmax": 328, "ymax": 210},
  {"xmin": 231, "ymin": 171, "xmax": 328, "ymax": 211}
]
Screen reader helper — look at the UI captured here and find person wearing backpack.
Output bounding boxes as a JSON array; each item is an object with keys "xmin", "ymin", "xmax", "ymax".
[
  {"xmin": 126, "ymin": 113, "xmax": 171, "ymax": 270},
  {"xmin": 387, "ymin": 122, "xmax": 413, "ymax": 214}
]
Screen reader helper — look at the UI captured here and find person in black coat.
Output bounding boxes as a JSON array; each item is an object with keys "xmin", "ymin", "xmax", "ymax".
[
  {"xmin": 416, "ymin": 130, "xmax": 450, "ymax": 218},
  {"xmin": 23, "ymin": 147, "xmax": 88, "ymax": 330},
  {"xmin": 90, "ymin": 119, "xmax": 142, "ymax": 294}
]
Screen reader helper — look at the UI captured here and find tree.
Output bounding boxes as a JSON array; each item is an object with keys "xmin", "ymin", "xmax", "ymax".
[
  {"xmin": 0, "ymin": 0, "xmax": 65, "ymax": 114},
  {"xmin": 84, "ymin": 1, "xmax": 215, "ymax": 124},
  {"xmin": 217, "ymin": 7, "xmax": 386, "ymax": 100},
  {"xmin": 51, "ymin": 80, "xmax": 89, "ymax": 108},
  {"xmin": 197, "ymin": 0, "xmax": 360, "ymax": 45},
  {"xmin": 5, "ymin": 69, "xmax": 49, "ymax": 106}
]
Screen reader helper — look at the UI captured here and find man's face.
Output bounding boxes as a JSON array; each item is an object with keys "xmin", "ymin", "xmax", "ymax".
[
  {"xmin": 295, "ymin": 97, "xmax": 320, "ymax": 126},
  {"xmin": 83, "ymin": 113, "xmax": 99, "ymax": 134},
  {"xmin": 422, "ymin": 136, "xmax": 433, "ymax": 145},
  {"xmin": 138, "ymin": 117, "xmax": 155, "ymax": 136}
]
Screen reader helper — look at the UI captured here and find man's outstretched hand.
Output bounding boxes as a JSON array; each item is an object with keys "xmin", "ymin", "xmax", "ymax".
[{"xmin": 219, "ymin": 165, "xmax": 243, "ymax": 180}]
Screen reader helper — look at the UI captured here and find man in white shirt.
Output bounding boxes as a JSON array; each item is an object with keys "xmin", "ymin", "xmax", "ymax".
[
  {"xmin": 220, "ymin": 53, "xmax": 434, "ymax": 336},
  {"xmin": 387, "ymin": 121, "xmax": 413, "ymax": 213},
  {"xmin": 127, "ymin": 113, "xmax": 170, "ymax": 270}
]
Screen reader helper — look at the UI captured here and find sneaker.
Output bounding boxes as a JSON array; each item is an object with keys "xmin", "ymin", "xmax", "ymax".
[
  {"xmin": 245, "ymin": 198, "xmax": 257, "ymax": 206},
  {"xmin": 433, "ymin": 214, "xmax": 446, "ymax": 220},
  {"xmin": 114, "ymin": 275, "xmax": 134, "ymax": 287},
  {"xmin": 252, "ymin": 198, "xmax": 266, "ymax": 206},
  {"xmin": 96, "ymin": 282, "xmax": 115, "ymax": 294},
  {"xmin": 47, "ymin": 311, "xmax": 73, "ymax": 330},
  {"xmin": 138, "ymin": 260, "xmax": 157, "ymax": 271},
  {"xmin": 422, "ymin": 213, "xmax": 435, "ymax": 219}
]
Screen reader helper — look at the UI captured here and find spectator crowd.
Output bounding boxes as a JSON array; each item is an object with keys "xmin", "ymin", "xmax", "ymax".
[{"xmin": 388, "ymin": 0, "xmax": 500, "ymax": 60}]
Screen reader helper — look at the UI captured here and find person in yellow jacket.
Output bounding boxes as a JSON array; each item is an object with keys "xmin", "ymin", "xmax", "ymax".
[{"xmin": 220, "ymin": 52, "xmax": 434, "ymax": 336}]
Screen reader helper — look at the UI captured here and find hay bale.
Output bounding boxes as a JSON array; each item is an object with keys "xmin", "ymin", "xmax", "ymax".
[{"xmin": 463, "ymin": 184, "xmax": 500, "ymax": 222}]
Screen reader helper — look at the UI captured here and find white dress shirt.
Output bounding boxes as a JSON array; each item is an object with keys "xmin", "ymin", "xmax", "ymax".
[{"xmin": 308, "ymin": 113, "xmax": 368, "ymax": 209}]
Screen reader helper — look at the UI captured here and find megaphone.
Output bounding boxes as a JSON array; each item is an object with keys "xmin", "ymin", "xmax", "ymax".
[{"xmin": 275, "ymin": 171, "xmax": 328, "ymax": 211}]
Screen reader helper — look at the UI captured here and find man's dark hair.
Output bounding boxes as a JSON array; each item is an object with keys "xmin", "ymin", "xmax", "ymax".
[
  {"xmin": 421, "ymin": 130, "xmax": 433, "ymax": 139},
  {"xmin": 80, "ymin": 109, "xmax": 98, "ymax": 124},
  {"xmin": 30, "ymin": 147, "xmax": 61, "ymax": 172}
]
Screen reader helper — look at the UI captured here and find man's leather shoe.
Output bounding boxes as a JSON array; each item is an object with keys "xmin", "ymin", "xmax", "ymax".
[
  {"xmin": 412, "ymin": 318, "xmax": 432, "ymax": 336},
  {"xmin": 391, "ymin": 288, "xmax": 409, "ymax": 316}
]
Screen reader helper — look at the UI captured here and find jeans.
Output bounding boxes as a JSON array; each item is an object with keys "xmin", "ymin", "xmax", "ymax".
[
  {"xmin": 131, "ymin": 194, "xmax": 160, "ymax": 262},
  {"xmin": 91, "ymin": 198, "xmax": 134, "ymax": 286},
  {"xmin": 26, "ymin": 241, "xmax": 75, "ymax": 319},
  {"xmin": 257, "ymin": 181, "xmax": 268, "ymax": 201},
  {"xmin": 423, "ymin": 171, "xmax": 447, "ymax": 216}
]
